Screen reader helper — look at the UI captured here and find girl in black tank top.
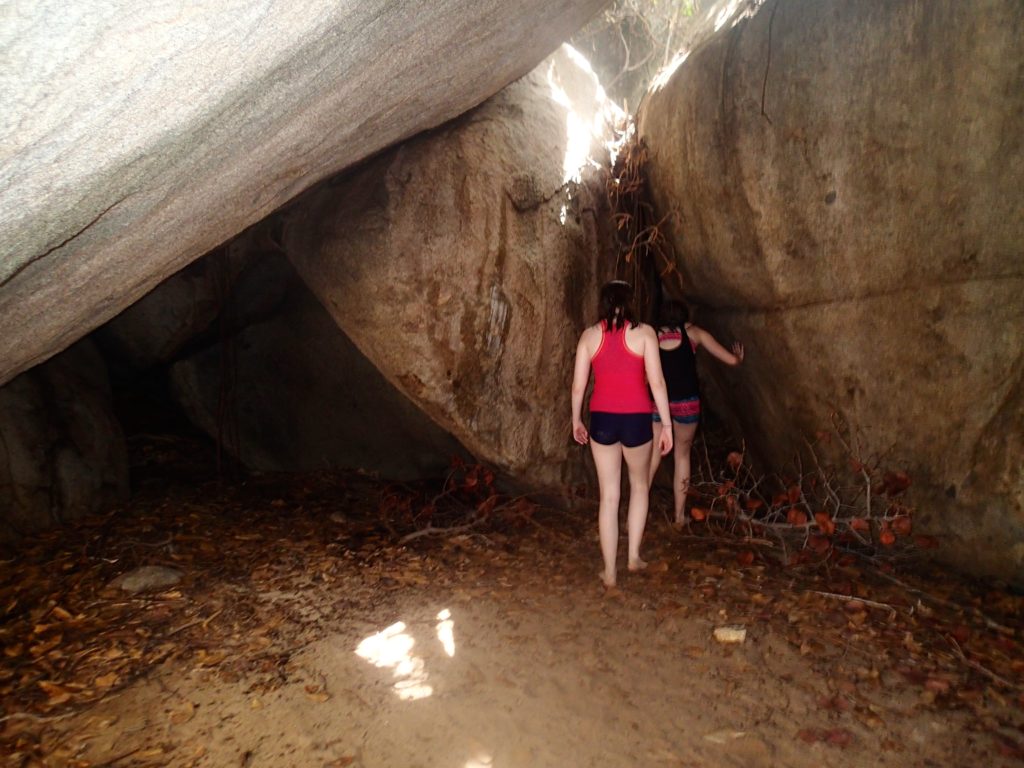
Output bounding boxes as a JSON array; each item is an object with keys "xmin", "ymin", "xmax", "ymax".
[
  {"xmin": 648, "ymin": 301, "xmax": 746, "ymax": 526},
  {"xmin": 659, "ymin": 327, "xmax": 699, "ymax": 401}
]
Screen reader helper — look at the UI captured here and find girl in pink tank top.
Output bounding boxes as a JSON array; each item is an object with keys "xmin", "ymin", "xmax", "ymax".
[
  {"xmin": 589, "ymin": 322, "xmax": 651, "ymax": 414},
  {"xmin": 570, "ymin": 281, "xmax": 673, "ymax": 591}
]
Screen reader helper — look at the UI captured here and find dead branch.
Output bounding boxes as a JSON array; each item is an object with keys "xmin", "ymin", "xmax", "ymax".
[
  {"xmin": 808, "ymin": 590, "xmax": 899, "ymax": 618},
  {"xmin": 874, "ymin": 569, "xmax": 1015, "ymax": 636},
  {"xmin": 948, "ymin": 636, "xmax": 1021, "ymax": 690},
  {"xmin": 398, "ymin": 516, "xmax": 486, "ymax": 545}
]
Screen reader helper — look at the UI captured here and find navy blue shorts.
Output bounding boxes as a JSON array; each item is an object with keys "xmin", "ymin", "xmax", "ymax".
[{"xmin": 589, "ymin": 412, "xmax": 654, "ymax": 448}]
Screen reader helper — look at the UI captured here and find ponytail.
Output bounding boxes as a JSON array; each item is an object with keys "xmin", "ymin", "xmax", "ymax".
[{"xmin": 598, "ymin": 281, "xmax": 637, "ymax": 331}]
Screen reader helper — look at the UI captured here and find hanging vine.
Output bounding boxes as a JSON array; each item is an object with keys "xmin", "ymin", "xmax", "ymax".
[{"xmin": 606, "ymin": 127, "xmax": 685, "ymax": 323}]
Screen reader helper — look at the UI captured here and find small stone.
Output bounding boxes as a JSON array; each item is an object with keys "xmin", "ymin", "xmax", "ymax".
[
  {"xmin": 713, "ymin": 625, "xmax": 747, "ymax": 644},
  {"xmin": 115, "ymin": 565, "xmax": 184, "ymax": 594}
]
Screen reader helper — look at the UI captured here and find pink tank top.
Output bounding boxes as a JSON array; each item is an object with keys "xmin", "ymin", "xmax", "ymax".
[{"xmin": 590, "ymin": 323, "xmax": 650, "ymax": 413}]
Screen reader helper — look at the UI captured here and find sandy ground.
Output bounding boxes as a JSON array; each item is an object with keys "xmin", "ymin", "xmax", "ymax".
[{"xmin": 3, "ymin": 468, "xmax": 1023, "ymax": 767}]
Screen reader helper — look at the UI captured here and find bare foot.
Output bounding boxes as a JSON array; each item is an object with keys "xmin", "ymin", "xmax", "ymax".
[
  {"xmin": 602, "ymin": 583, "xmax": 623, "ymax": 599},
  {"xmin": 673, "ymin": 514, "xmax": 690, "ymax": 529},
  {"xmin": 627, "ymin": 558, "xmax": 648, "ymax": 573},
  {"xmin": 600, "ymin": 571, "xmax": 617, "ymax": 589}
]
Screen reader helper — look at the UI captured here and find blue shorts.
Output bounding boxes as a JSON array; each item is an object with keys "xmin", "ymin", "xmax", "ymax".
[
  {"xmin": 652, "ymin": 396, "xmax": 701, "ymax": 425},
  {"xmin": 589, "ymin": 412, "xmax": 653, "ymax": 448}
]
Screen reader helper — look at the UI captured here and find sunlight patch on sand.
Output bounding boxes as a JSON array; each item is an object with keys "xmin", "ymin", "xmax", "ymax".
[
  {"xmin": 436, "ymin": 608, "xmax": 456, "ymax": 657},
  {"xmin": 355, "ymin": 621, "xmax": 432, "ymax": 700}
]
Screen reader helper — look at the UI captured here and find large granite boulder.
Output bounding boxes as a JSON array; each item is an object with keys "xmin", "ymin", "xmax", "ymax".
[
  {"xmin": 283, "ymin": 46, "xmax": 618, "ymax": 489},
  {"xmin": 167, "ymin": 252, "xmax": 468, "ymax": 479},
  {"xmin": 638, "ymin": 1, "xmax": 1024, "ymax": 579},
  {"xmin": 0, "ymin": 0, "xmax": 607, "ymax": 386},
  {"xmin": 0, "ymin": 340, "xmax": 128, "ymax": 545}
]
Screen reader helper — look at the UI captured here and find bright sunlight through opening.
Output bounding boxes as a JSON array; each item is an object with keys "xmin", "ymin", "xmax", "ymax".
[
  {"xmin": 650, "ymin": 51, "xmax": 690, "ymax": 93},
  {"xmin": 714, "ymin": 0, "xmax": 744, "ymax": 31},
  {"xmin": 546, "ymin": 44, "xmax": 624, "ymax": 184}
]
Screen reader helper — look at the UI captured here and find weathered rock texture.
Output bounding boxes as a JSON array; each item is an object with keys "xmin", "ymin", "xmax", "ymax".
[
  {"xmin": 167, "ymin": 251, "xmax": 468, "ymax": 479},
  {"xmin": 639, "ymin": 1, "xmax": 1024, "ymax": 579},
  {"xmin": 0, "ymin": 0, "xmax": 607, "ymax": 386},
  {"xmin": 284, "ymin": 46, "xmax": 617, "ymax": 489},
  {"xmin": 0, "ymin": 340, "xmax": 127, "ymax": 545}
]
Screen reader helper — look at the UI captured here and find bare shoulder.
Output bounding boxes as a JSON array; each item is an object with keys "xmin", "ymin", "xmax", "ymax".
[
  {"xmin": 627, "ymin": 322, "xmax": 658, "ymax": 354},
  {"xmin": 579, "ymin": 324, "xmax": 602, "ymax": 353}
]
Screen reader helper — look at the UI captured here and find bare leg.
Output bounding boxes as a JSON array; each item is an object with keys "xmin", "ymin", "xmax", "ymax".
[
  {"xmin": 623, "ymin": 440, "xmax": 653, "ymax": 570},
  {"xmin": 648, "ymin": 420, "xmax": 664, "ymax": 485},
  {"xmin": 672, "ymin": 421, "xmax": 698, "ymax": 525},
  {"xmin": 590, "ymin": 440, "xmax": 623, "ymax": 588}
]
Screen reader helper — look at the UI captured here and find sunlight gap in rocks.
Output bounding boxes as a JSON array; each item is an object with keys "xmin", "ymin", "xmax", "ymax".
[
  {"xmin": 714, "ymin": 0, "xmax": 744, "ymax": 31},
  {"xmin": 546, "ymin": 44, "xmax": 622, "ymax": 184},
  {"xmin": 650, "ymin": 51, "xmax": 689, "ymax": 93}
]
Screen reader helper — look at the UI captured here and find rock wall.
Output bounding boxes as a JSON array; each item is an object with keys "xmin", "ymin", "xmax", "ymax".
[
  {"xmin": 0, "ymin": 341, "xmax": 127, "ymax": 545},
  {"xmin": 638, "ymin": 1, "xmax": 1024, "ymax": 578},
  {"xmin": 284, "ymin": 46, "xmax": 618, "ymax": 490},
  {"xmin": 166, "ymin": 250, "xmax": 468, "ymax": 479},
  {"xmin": 96, "ymin": 236, "xmax": 293, "ymax": 371},
  {"xmin": 0, "ymin": 0, "xmax": 607, "ymax": 387}
]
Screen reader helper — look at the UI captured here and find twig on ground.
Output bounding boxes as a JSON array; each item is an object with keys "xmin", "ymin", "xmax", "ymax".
[
  {"xmin": 0, "ymin": 710, "xmax": 76, "ymax": 724},
  {"xmin": 168, "ymin": 607, "xmax": 223, "ymax": 636},
  {"xmin": 398, "ymin": 517, "xmax": 485, "ymax": 545},
  {"xmin": 808, "ymin": 590, "xmax": 899, "ymax": 617},
  {"xmin": 873, "ymin": 569, "xmax": 1015, "ymax": 635},
  {"xmin": 948, "ymin": 636, "xmax": 1021, "ymax": 690}
]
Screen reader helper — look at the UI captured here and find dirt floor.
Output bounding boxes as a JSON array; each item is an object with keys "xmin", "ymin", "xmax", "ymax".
[{"xmin": 3, "ymin": 448, "xmax": 1024, "ymax": 767}]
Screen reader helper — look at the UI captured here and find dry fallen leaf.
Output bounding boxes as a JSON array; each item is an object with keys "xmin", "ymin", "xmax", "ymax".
[
  {"xmin": 826, "ymin": 728, "xmax": 853, "ymax": 748},
  {"xmin": 94, "ymin": 672, "xmax": 119, "ymax": 688},
  {"xmin": 38, "ymin": 680, "xmax": 73, "ymax": 705},
  {"xmin": 194, "ymin": 650, "xmax": 226, "ymax": 667},
  {"xmin": 170, "ymin": 701, "xmax": 195, "ymax": 725}
]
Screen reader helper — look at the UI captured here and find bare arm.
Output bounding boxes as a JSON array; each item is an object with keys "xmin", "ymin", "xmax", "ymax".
[
  {"xmin": 642, "ymin": 325, "xmax": 674, "ymax": 455},
  {"xmin": 571, "ymin": 331, "xmax": 593, "ymax": 444},
  {"xmin": 691, "ymin": 325, "xmax": 744, "ymax": 366}
]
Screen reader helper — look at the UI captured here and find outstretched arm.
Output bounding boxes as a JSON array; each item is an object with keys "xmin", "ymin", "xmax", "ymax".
[
  {"xmin": 642, "ymin": 326, "xmax": 674, "ymax": 456},
  {"xmin": 571, "ymin": 333, "xmax": 592, "ymax": 444},
  {"xmin": 693, "ymin": 325, "xmax": 744, "ymax": 366}
]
